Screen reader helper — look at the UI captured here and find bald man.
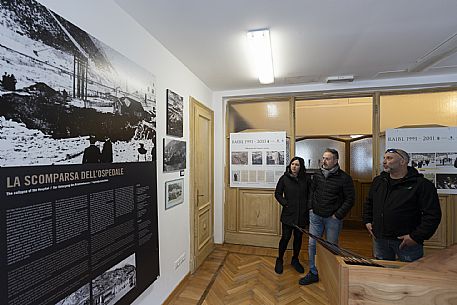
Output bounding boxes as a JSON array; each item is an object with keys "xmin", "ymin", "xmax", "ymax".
[{"xmin": 363, "ymin": 148, "xmax": 441, "ymax": 262}]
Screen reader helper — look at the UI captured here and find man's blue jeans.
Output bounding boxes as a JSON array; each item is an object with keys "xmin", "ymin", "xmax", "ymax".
[
  {"xmin": 308, "ymin": 210, "xmax": 343, "ymax": 275},
  {"xmin": 373, "ymin": 238, "xmax": 423, "ymax": 262}
]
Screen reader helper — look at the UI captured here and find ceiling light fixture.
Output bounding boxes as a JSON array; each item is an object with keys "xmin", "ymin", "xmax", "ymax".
[
  {"xmin": 247, "ymin": 29, "xmax": 274, "ymax": 84},
  {"xmin": 325, "ymin": 75, "xmax": 354, "ymax": 83}
]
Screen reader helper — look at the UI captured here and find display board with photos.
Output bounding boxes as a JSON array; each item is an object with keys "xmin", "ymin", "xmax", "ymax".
[
  {"xmin": 230, "ymin": 131, "xmax": 287, "ymax": 188},
  {"xmin": 166, "ymin": 89, "xmax": 184, "ymax": 137},
  {"xmin": 165, "ymin": 178, "xmax": 184, "ymax": 209},
  {"xmin": 0, "ymin": 1, "xmax": 159, "ymax": 304},
  {"xmin": 386, "ymin": 127, "xmax": 457, "ymax": 194}
]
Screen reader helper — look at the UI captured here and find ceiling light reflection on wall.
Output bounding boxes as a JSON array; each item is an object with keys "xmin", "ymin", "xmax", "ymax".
[
  {"xmin": 247, "ymin": 29, "xmax": 274, "ymax": 84},
  {"xmin": 267, "ymin": 104, "xmax": 278, "ymax": 117}
]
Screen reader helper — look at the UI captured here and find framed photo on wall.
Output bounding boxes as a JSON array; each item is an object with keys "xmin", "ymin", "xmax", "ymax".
[
  {"xmin": 165, "ymin": 178, "xmax": 184, "ymax": 209},
  {"xmin": 166, "ymin": 89, "xmax": 184, "ymax": 137},
  {"xmin": 163, "ymin": 138, "xmax": 186, "ymax": 172}
]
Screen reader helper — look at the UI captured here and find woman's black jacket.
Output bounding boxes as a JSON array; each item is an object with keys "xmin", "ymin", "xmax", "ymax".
[{"xmin": 275, "ymin": 171, "xmax": 310, "ymax": 226}]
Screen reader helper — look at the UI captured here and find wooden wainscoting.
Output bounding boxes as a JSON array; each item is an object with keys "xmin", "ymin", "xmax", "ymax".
[
  {"xmin": 424, "ymin": 194, "xmax": 457, "ymax": 250},
  {"xmin": 346, "ymin": 180, "xmax": 371, "ymax": 226},
  {"xmin": 224, "ymin": 184, "xmax": 456, "ymax": 251},
  {"xmin": 425, "ymin": 195, "xmax": 448, "ymax": 249},
  {"xmin": 451, "ymin": 194, "xmax": 457, "ymax": 245},
  {"xmin": 225, "ymin": 187, "xmax": 281, "ymax": 247}
]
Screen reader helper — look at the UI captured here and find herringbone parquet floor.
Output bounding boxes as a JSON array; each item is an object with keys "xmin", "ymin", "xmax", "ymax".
[
  {"xmin": 166, "ymin": 228, "xmax": 372, "ymax": 305},
  {"xmin": 203, "ymin": 252, "xmax": 328, "ymax": 305}
]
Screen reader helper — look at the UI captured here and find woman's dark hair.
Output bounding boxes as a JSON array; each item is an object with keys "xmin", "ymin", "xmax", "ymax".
[{"xmin": 287, "ymin": 156, "xmax": 306, "ymax": 178}]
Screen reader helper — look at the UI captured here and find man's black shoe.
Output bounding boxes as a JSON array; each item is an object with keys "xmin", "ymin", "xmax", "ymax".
[
  {"xmin": 299, "ymin": 271, "xmax": 319, "ymax": 285},
  {"xmin": 291, "ymin": 257, "xmax": 305, "ymax": 273},
  {"xmin": 274, "ymin": 258, "xmax": 283, "ymax": 274}
]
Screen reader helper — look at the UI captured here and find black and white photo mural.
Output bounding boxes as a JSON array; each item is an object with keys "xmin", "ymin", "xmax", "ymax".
[
  {"xmin": 166, "ymin": 89, "xmax": 183, "ymax": 137},
  {"xmin": 0, "ymin": 0, "xmax": 156, "ymax": 165},
  {"xmin": 0, "ymin": 1, "xmax": 159, "ymax": 305}
]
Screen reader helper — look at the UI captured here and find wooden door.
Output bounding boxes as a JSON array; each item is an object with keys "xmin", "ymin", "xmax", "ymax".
[{"xmin": 190, "ymin": 97, "xmax": 214, "ymax": 272}]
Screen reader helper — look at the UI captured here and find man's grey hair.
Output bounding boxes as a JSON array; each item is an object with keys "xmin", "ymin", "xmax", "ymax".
[{"xmin": 324, "ymin": 148, "xmax": 339, "ymax": 160}]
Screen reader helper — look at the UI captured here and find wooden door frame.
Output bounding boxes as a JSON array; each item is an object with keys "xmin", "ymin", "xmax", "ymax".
[{"xmin": 189, "ymin": 96, "xmax": 214, "ymax": 273}]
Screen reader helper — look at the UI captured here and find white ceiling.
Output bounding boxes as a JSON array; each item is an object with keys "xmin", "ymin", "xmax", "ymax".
[{"xmin": 115, "ymin": 0, "xmax": 457, "ymax": 91}]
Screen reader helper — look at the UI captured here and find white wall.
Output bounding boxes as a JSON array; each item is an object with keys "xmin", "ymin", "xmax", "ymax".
[
  {"xmin": 37, "ymin": 1, "xmax": 213, "ymax": 304},
  {"xmin": 212, "ymin": 73, "xmax": 457, "ymax": 244}
]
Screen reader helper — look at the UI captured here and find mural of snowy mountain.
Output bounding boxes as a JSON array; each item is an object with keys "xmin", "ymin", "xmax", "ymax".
[{"xmin": 0, "ymin": 0, "xmax": 156, "ymax": 166}]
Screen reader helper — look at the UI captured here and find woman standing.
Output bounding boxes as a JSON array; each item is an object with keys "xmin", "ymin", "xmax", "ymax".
[{"xmin": 274, "ymin": 156, "xmax": 310, "ymax": 274}]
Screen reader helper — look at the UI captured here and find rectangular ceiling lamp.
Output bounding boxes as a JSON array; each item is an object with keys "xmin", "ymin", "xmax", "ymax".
[{"xmin": 247, "ymin": 29, "xmax": 274, "ymax": 84}]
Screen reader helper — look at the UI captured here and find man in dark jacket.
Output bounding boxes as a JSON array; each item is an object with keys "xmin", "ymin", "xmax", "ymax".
[
  {"xmin": 82, "ymin": 136, "xmax": 101, "ymax": 164},
  {"xmin": 363, "ymin": 148, "xmax": 441, "ymax": 262},
  {"xmin": 299, "ymin": 148, "xmax": 355, "ymax": 285}
]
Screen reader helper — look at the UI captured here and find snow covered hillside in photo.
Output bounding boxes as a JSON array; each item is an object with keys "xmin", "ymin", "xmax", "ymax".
[
  {"xmin": 0, "ymin": 117, "xmax": 155, "ymax": 167},
  {"xmin": 0, "ymin": 0, "xmax": 157, "ymax": 166},
  {"xmin": 0, "ymin": 0, "xmax": 156, "ymax": 110}
]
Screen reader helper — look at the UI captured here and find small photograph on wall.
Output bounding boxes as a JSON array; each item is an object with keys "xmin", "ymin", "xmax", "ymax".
[
  {"xmin": 411, "ymin": 152, "xmax": 436, "ymax": 169},
  {"xmin": 165, "ymin": 178, "xmax": 184, "ymax": 210},
  {"xmin": 436, "ymin": 152, "xmax": 457, "ymax": 168},
  {"xmin": 166, "ymin": 89, "xmax": 184, "ymax": 137},
  {"xmin": 231, "ymin": 151, "xmax": 248, "ymax": 165},
  {"xmin": 232, "ymin": 170, "xmax": 240, "ymax": 182},
  {"xmin": 266, "ymin": 151, "xmax": 285, "ymax": 165},
  {"xmin": 436, "ymin": 173, "xmax": 457, "ymax": 191},
  {"xmin": 251, "ymin": 151, "xmax": 263, "ymax": 165},
  {"xmin": 91, "ymin": 254, "xmax": 136, "ymax": 305},
  {"xmin": 163, "ymin": 138, "xmax": 186, "ymax": 172}
]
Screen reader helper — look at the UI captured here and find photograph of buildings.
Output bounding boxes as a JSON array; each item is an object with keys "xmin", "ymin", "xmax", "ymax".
[
  {"xmin": 266, "ymin": 151, "xmax": 285, "ymax": 165},
  {"xmin": 92, "ymin": 254, "xmax": 136, "ymax": 305},
  {"xmin": 55, "ymin": 284, "xmax": 90, "ymax": 305},
  {"xmin": 165, "ymin": 178, "xmax": 184, "ymax": 209}
]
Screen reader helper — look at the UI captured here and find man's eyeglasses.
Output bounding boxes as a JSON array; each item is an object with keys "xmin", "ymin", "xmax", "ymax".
[{"xmin": 385, "ymin": 148, "xmax": 408, "ymax": 161}]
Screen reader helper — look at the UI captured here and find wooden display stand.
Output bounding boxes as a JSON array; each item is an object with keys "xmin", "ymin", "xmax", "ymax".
[{"xmin": 316, "ymin": 243, "xmax": 457, "ymax": 305}]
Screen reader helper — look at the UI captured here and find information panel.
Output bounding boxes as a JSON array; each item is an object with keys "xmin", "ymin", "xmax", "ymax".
[
  {"xmin": 386, "ymin": 127, "xmax": 457, "ymax": 194},
  {"xmin": 0, "ymin": 162, "xmax": 159, "ymax": 305},
  {"xmin": 230, "ymin": 131, "xmax": 287, "ymax": 188},
  {"xmin": 0, "ymin": 0, "xmax": 159, "ymax": 303}
]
